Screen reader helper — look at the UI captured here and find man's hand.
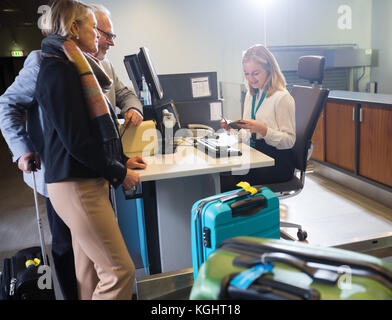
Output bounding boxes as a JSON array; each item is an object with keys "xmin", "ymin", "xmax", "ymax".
[
  {"xmin": 123, "ymin": 109, "xmax": 143, "ymax": 128},
  {"xmin": 126, "ymin": 156, "xmax": 147, "ymax": 170},
  {"xmin": 17, "ymin": 152, "xmax": 41, "ymax": 173},
  {"xmin": 122, "ymin": 168, "xmax": 141, "ymax": 190}
]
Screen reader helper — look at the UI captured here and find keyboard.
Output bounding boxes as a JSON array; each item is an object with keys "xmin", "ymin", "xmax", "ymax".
[{"xmin": 196, "ymin": 137, "xmax": 242, "ymax": 158}]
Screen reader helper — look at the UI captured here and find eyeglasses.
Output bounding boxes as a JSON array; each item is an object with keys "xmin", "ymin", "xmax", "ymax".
[{"xmin": 97, "ymin": 27, "xmax": 116, "ymax": 41}]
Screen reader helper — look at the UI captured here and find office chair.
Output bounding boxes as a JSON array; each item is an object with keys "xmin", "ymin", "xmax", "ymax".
[{"xmin": 263, "ymin": 56, "xmax": 329, "ymax": 241}]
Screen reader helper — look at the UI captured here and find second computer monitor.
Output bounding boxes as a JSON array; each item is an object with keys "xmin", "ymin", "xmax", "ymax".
[
  {"xmin": 124, "ymin": 47, "xmax": 164, "ymax": 104},
  {"xmin": 137, "ymin": 47, "xmax": 164, "ymax": 102},
  {"xmin": 123, "ymin": 53, "xmax": 143, "ymax": 98}
]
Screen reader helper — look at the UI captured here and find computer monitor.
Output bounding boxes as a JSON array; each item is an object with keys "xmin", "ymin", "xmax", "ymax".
[
  {"xmin": 124, "ymin": 47, "xmax": 165, "ymax": 121},
  {"xmin": 137, "ymin": 47, "xmax": 164, "ymax": 103},
  {"xmin": 123, "ymin": 47, "xmax": 164, "ymax": 104},
  {"xmin": 123, "ymin": 54, "xmax": 143, "ymax": 98},
  {"xmin": 123, "ymin": 48, "xmax": 180, "ymax": 154}
]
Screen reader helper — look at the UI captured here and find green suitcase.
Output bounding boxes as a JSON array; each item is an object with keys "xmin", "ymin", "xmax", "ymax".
[{"xmin": 190, "ymin": 236, "xmax": 392, "ymax": 300}]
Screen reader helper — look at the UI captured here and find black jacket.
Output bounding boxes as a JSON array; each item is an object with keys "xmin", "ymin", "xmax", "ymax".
[{"xmin": 35, "ymin": 56, "xmax": 127, "ymax": 186}]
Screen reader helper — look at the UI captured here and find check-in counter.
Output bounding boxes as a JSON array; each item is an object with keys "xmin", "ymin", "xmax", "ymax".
[
  {"xmin": 311, "ymin": 90, "xmax": 392, "ymax": 189},
  {"xmin": 115, "ymin": 123, "xmax": 275, "ymax": 275}
]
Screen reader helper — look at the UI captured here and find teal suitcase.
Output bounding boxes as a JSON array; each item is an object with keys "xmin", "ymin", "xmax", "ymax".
[
  {"xmin": 190, "ymin": 236, "xmax": 392, "ymax": 300},
  {"xmin": 191, "ymin": 185, "xmax": 280, "ymax": 280}
]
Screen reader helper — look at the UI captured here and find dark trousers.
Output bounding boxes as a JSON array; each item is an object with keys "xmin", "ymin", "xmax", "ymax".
[
  {"xmin": 44, "ymin": 197, "xmax": 78, "ymax": 300},
  {"xmin": 220, "ymin": 139, "xmax": 295, "ymax": 192}
]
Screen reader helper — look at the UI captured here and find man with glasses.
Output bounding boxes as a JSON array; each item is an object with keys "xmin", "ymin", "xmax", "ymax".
[
  {"xmin": 90, "ymin": 4, "xmax": 143, "ymax": 128},
  {"xmin": 0, "ymin": 3, "xmax": 144, "ymax": 300}
]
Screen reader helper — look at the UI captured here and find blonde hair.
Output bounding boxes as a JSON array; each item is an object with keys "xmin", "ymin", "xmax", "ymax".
[
  {"xmin": 42, "ymin": 0, "xmax": 92, "ymax": 37},
  {"xmin": 242, "ymin": 44, "xmax": 286, "ymax": 97}
]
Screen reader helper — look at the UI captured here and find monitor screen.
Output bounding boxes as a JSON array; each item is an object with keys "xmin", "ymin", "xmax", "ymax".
[
  {"xmin": 123, "ymin": 54, "xmax": 143, "ymax": 97},
  {"xmin": 137, "ymin": 47, "xmax": 164, "ymax": 102}
]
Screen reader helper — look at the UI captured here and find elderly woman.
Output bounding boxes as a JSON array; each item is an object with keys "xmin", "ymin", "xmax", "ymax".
[
  {"xmin": 35, "ymin": 0, "xmax": 144, "ymax": 300},
  {"xmin": 221, "ymin": 44, "xmax": 296, "ymax": 191}
]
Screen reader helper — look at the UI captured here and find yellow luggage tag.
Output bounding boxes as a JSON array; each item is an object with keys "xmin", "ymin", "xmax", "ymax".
[
  {"xmin": 25, "ymin": 258, "xmax": 41, "ymax": 269},
  {"xmin": 236, "ymin": 182, "xmax": 258, "ymax": 195}
]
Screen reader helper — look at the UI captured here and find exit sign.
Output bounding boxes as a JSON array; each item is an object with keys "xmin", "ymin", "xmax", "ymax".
[{"xmin": 11, "ymin": 50, "xmax": 24, "ymax": 57}]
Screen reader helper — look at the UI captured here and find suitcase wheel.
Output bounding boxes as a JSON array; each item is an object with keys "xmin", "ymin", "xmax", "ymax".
[{"xmin": 297, "ymin": 230, "xmax": 308, "ymax": 241}]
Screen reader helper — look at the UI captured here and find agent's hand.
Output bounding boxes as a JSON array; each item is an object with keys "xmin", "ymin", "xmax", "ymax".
[
  {"xmin": 123, "ymin": 109, "xmax": 143, "ymax": 128},
  {"xmin": 236, "ymin": 119, "xmax": 268, "ymax": 137},
  {"xmin": 220, "ymin": 119, "xmax": 231, "ymax": 131},
  {"xmin": 122, "ymin": 168, "xmax": 141, "ymax": 190},
  {"xmin": 17, "ymin": 152, "xmax": 41, "ymax": 173},
  {"xmin": 126, "ymin": 156, "xmax": 147, "ymax": 170}
]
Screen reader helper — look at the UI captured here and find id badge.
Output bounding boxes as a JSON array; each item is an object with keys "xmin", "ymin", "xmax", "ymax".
[
  {"xmin": 250, "ymin": 133, "xmax": 257, "ymax": 148},
  {"xmin": 250, "ymin": 140, "xmax": 256, "ymax": 148}
]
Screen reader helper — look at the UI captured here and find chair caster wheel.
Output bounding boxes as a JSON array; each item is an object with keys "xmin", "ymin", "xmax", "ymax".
[{"xmin": 297, "ymin": 230, "xmax": 308, "ymax": 241}]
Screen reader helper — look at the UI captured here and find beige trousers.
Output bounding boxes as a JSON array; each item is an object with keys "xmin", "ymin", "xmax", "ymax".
[{"xmin": 48, "ymin": 178, "xmax": 135, "ymax": 300}]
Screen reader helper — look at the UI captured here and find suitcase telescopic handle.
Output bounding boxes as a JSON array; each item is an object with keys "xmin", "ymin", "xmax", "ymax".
[
  {"xmin": 28, "ymin": 159, "xmax": 48, "ymax": 266},
  {"xmin": 261, "ymin": 252, "xmax": 339, "ymax": 285},
  {"xmin": 28, "ymin": 160, "xmax": 37, "ymax": 172},
  {"xmin": 230, "ymin": 195, "xmax": 266, "ymax": 217},
  {"xmin": 219, "ymin": 185, "xmax": 264, "ymax": 203}
]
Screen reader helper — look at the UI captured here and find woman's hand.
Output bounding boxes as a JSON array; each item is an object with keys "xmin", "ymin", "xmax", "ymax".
[
  {"xmin": 236, "ymin": 120, "xmax": 268, "ymax": 137},
  {"xmin": 122, "ymin": 169, "xmax": 141, "ymax": 190},
  {"xmin": 126, "ymin": 156, "xmax": 147, "ymax": 170},
  {"xmin": 220, "ymin": 119, "xmax": 231, "ymax": 131}
]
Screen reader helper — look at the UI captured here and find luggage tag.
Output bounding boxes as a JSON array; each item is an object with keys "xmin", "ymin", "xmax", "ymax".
[
  {"xmin": 230, "ymin": 262, "xmax": 274, "ymax": 290},
  {"xmin": 236, "ymin": 181, "xmax": 258, "ymax": 195},
  {"xmin": 218, "ymin": 181, "xmax": 258, "ymax": 204},
  {"xmin": 25, "ymin": 258, "xmax": 41, "ymax": 269}
]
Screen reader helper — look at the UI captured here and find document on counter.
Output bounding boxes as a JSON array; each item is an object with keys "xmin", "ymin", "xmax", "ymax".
[
  {"xmin": 191, "ymin": 76, "xmax": 211, "ymax": 98},
  {"xmin": 210, "ymin": 101, "xmax": 222, "ymax": 121}
]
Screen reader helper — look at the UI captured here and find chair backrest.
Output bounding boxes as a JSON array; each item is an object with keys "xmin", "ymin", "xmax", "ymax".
[{"xmin": 290, "ymin": 56, "xmax": 329, "ymax": 172}]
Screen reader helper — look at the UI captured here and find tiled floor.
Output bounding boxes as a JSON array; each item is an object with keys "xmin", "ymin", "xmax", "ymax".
[
  {"xmin": 0, "ymin": 147, "xmax": 61, "ymax": 297},
  {"xmin": 280, "ymin": 172, "xmax": 392, "ymax": 250},
  {"xmin": 0, "ymin": 167, "xmax": 50, "ymax": 257},
  {"xmin": 1, "ymin": 145, "xmax": 392, "ymax": 298}
]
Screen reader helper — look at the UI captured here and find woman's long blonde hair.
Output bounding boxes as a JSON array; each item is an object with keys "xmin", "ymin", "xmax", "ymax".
[
  {"xmin": 242, "ymin": 44, "xmax": 287, "ymax": 97},
  {"xmin": 42, "ymin": 0, "xmax": 92, "ymax": 37}
]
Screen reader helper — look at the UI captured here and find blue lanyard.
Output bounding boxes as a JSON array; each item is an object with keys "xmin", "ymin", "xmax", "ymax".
[
  {"xmin": 250, "ymin": 90, "xmax": 266, "ymax": 147},
  {"xmin": 251, "ymin": 90, "xmax": 266, "ymax": 120}
]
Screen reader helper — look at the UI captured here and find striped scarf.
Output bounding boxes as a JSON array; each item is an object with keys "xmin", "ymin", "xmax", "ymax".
[
  {"xmin": 41, "ymin": 34, "xmax": 126, "ymax": 185},
  {"xmin": 63, "ymin": 40, "xmax": 112, "ymax": 119}
]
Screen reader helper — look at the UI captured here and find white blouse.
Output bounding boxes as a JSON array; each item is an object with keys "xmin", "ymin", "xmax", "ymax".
[{"xmin": 241, "ymin": 89, "xmax": 296, "ymax": 150}]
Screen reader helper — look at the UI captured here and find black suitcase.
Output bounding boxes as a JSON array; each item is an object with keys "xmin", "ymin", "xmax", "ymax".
[{"xmin": 0, "ymin": 161, "xmax": 55, "ymax": 300}]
